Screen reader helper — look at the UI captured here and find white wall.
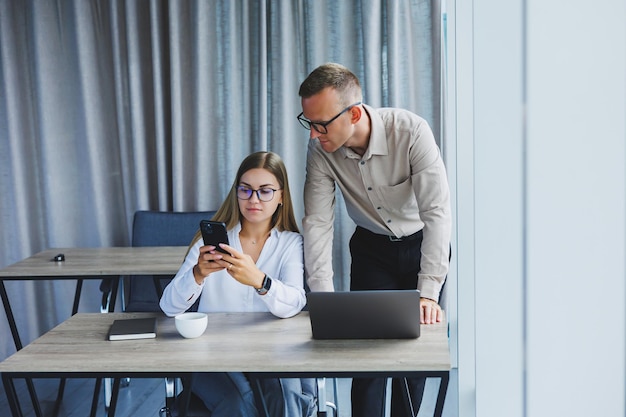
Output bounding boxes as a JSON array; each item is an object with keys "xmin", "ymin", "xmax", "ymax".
[
  {"xmin": 450, "ymin": 1, "xmax": 626, "ymax": 416},
  {"xmin": 525, "ymin": 1, "xmax": 625, "ymax": 415}
]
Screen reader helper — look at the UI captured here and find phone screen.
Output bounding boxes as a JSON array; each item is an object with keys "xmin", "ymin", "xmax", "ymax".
[{"xmin": 199, "ymin": 220, "xmax": 230, "ymax": 254}]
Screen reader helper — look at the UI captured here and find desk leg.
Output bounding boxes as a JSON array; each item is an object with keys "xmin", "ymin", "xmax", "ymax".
[
  {"xmin": 49, "ymin": 278, "xmax": 85, "ymax": 416},
  {"xmin": 109, "ymin": 277, "xmax": 120, "ymax": 313},
  {"xmin": 72, "ymin": 278, "xmax": 83, "ymax": 315},
  {"xmin": 0, "ymin": 281, "xmax": 43, "ymax": 417},
  {"xmin": 0, "ymin": 281, "xmax": 23, "ymax": 351},
  {"xmin": 90, "ymin": 378, "xmax": 103, "ymax": 417},
  {"xmin": 399, "ymin": 374, "xmax": 448, "ymax": 417},
  {"xmin": 51, "ymin": 378, "xmax": 67, "ymax": 417},
  {"xmin": 2, "ymin": 374, "xmax": 23, "ymax": 417},
  {"xmin": 107, "ymin": 378, "xmax": 121, "ymax": 417},
  {"xmin": 434, "ymin": 372, "xmax": 449, "ymax": 417},
  {"xmin": 399, "ymin": 377, "xmax": 417, "ymax": 417}
]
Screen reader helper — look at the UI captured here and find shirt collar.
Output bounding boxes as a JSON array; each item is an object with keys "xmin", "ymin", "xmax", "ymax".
[{"xmin": 340, "ymin": 103, "xmax": 388, "ymax": 160}]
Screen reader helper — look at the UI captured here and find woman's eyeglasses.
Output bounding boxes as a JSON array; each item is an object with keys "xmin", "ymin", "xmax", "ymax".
[{"xmin": 236, "ymin": 186, "xmax": 280, "ymax": 202}]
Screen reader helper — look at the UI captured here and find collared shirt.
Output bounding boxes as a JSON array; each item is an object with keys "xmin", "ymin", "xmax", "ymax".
[
  {"xmin": 303, "ymin": 104, "xmax": 451, "ymax": 301},
  {"xmin": 160, "ymin": 222, "xmax": 306, "ymax": 318}
]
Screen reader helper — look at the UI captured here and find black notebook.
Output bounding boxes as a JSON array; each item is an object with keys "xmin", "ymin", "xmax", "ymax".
[{"xmin": 108, "ymin": 317, "xmax": 157, "ymax": 341}]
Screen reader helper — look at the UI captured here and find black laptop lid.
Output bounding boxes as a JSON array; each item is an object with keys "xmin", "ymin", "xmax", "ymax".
[{"xmin": 306, "ymin": 290, "xmax": 421, "ymax": 339}]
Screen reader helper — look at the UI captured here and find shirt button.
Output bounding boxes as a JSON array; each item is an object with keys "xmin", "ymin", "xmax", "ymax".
[
  {"xmin": 377, "ymin": 207, "xmax": 381, "ymax": 210},
  {"xmin": 367, "ymin": 187, "xmax": 372, "ymax": 191},
  {"xmin": 360, "ymin": 161, "xmax": 365, "ymax": 165},
  {"xmin": 387, "ymin": 219, "xmax": 392, "ymax": 223}
]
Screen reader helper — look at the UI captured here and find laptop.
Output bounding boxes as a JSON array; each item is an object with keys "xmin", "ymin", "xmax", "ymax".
[{"xmin": 306, "ymin": 290, "xmax": 421, "ymax": 339}]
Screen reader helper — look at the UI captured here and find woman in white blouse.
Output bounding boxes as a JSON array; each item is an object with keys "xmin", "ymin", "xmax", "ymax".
[{"xmin": 160, "ymin": 151, "xmax": 314, "ymax": 417}]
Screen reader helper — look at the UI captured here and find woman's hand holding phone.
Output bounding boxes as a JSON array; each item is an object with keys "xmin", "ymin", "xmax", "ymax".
[
  {"xmin": 212, "ymin": 244, "xmax": 265, "ymax": 289},
  {"xmin": 193, "ymin": 245, "xmax": 228, "ymax": 283}
]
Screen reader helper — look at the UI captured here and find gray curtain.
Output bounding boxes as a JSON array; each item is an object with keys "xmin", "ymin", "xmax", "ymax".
[{"xmin": 0, "ymin": 0, "xmax": 441, "ymax": 361}]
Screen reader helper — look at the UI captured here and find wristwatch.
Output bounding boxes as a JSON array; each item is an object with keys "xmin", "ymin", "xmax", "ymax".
[{"xmin": 255, "ymin": 274, "xmax": 272, "ymax": 295}]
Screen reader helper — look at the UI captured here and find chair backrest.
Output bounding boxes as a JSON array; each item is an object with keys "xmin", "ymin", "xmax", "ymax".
[{"xmin": 124, "ymin": 210, "xmax": 216, "ymax": 312}]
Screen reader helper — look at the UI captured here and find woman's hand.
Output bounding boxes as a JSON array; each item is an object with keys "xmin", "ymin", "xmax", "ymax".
[
  {"xmin": 213, "ymin": 243, "xmax": 265, "ymax": 289},
  {"xmin": 193, "ymin": 245, "xmax": 227, "ymax": 284}
]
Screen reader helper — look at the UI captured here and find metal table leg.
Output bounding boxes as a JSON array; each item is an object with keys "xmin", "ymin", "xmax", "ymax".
[
  {"xmin": 2, "ymin": 373, "xmax": 24, "ymax": 417},
  {"xmin": 0, "ymin": 280, "xmax": 43, "ymax": 417},
  {"xmin": 399, "ymin": 373, "xmax": 449, "ymax": 417},
  {"xmin": 51, "ymin": 278, "xmax": 85, "ymax": 417},
  {"xmin": 434, "ymin": 372, "xmax": 449, "ymax": 417},
  {"xmin": 91, "ymin": 378, "xmax": 103, "ymax": 417},
  {"xmin": 107, "ymin": 377, "xmax": 122, "ymax": 417}
]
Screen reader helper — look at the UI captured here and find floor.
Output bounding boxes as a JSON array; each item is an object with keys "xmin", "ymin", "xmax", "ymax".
[{"xmin": 0, "ymin": 371, "xmax": 458, "ymax": 416}]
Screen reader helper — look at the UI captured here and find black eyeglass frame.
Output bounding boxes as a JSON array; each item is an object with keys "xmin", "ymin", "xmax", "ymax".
[
  {"xmin": 236, "ymin": 186, "xmax": 281, "ymax": 202},
  {"xmin": 297, "ymin": 101, "xmax": 362, "ymax": 134}
]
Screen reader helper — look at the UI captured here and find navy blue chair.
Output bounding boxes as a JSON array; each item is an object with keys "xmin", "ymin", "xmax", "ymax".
[
  {"xmin": 123, "ymin": 210, "xmax": 216, "ymax": 312},
  {"xmin": 99, "ymin": 210, "xmax": 216, "ymax": 313}
]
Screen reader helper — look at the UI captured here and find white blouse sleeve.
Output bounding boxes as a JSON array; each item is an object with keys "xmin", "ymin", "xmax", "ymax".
[
  {"xmin": 258, "ymin": 233, "xmax": 306, "ymax": 318},
  {"xmin": 159, "ymin": 240, "xmax": 204, "ymax": 317}
]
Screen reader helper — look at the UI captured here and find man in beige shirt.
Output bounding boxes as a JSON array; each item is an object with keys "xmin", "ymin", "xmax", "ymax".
[{"xmin": 297, "ymin": 63, "xmax": 451, "ymax": 417}]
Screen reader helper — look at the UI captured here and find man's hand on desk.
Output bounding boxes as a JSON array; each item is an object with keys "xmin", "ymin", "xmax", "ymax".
[{"xmin": 420, "ymin": 297, "xmax": 442, "ymax": 324}]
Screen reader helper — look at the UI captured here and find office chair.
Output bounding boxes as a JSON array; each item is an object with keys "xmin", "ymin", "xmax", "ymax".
[{"xmin": 123, "ymin": 210, "xmax": 217, "ymax": 311}]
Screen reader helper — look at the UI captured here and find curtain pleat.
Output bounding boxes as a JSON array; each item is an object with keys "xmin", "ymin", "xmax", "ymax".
[{"xmin": 0, "ymin": 0, "xmax": 441, "ymax": 361}]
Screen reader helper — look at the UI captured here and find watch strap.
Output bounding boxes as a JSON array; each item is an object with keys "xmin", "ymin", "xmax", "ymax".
[{"xmin": 256, "ymin": 274, "xmax": 271, "ymax": 295}]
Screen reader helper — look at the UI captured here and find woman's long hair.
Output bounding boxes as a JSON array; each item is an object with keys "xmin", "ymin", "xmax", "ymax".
[{"xmin": 189, "ymin": 151, "xmax": 299, "ymax": 248}]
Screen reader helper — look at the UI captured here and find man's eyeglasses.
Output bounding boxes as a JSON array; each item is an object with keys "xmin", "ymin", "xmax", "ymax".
[
  {"xmin": 236, "ymin": 186, "xmax": 280, "ymax": 202},
  {"xmin": 297, "ymin": 102, "xmax": 362, "ymax": 134}
]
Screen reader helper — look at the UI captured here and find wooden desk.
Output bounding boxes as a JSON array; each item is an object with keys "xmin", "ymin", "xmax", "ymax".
[
  {"xmin": 0, "ymin": 247, "xmax": 187, "ymax": 349},
  {"xmin": 0, "ymin": 247, "xmax": 187, "ymax": 278},
  {"xmin": 0, "ymin": 247, "xmax": 187, "ymax": 417},
  {"xmin": 0, "ymin": 312, "xmax": 451, "ymax": 417}
]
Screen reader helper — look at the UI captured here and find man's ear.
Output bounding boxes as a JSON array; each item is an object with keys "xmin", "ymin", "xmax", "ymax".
[{"xmin": 350, "ymin": 105, "xmax": 362, "ymax": 124}]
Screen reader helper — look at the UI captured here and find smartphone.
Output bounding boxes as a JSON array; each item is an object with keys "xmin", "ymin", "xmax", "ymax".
[{"xmin": 199, "ymin": 220, "xmax": 230, "ymax": 254}]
